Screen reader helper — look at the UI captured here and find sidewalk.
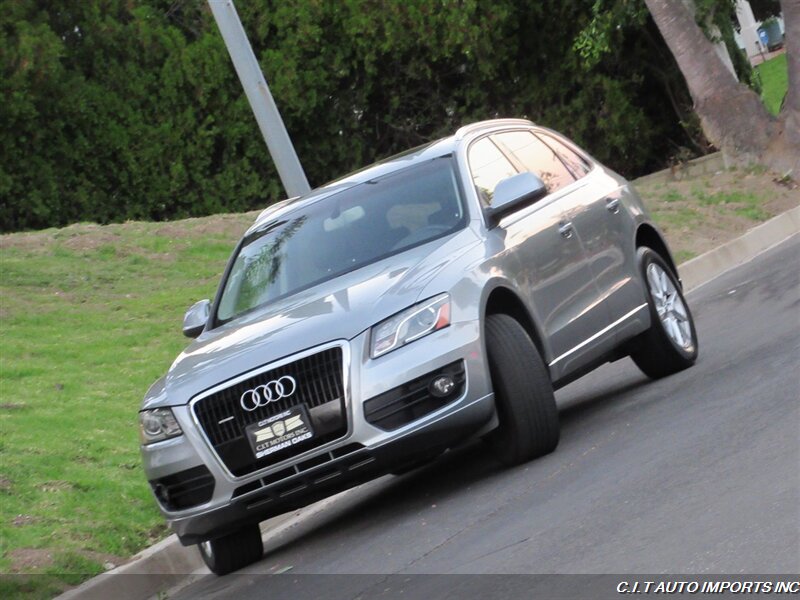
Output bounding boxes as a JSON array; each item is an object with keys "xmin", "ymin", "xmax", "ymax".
[{"xmin": 749, "ymin": 46, "xmax": 785, "ymax": 66}]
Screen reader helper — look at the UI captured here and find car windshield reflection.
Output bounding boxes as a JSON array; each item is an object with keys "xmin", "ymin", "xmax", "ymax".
[{"xmin": 216, "ymin": 157, "xmax": 466, "ymax": 323}]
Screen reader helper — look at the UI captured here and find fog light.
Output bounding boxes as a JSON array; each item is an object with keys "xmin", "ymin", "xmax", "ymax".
[{"xmin": 429, "ymin": 375, "xmax": 456, "ymax": 398}]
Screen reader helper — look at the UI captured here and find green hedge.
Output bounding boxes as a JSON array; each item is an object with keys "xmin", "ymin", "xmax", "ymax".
[{"xmin": 1, "ymin": 0, "xmax": 700, "ymax": 232}]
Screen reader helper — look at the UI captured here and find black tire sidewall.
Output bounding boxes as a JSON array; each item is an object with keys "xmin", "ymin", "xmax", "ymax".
[
  {"xmin": 198, "ymin": 540, "xmax": 218, "ymax": 572},
  {"xmin": 484, "ymin": 314, "xmax": 559, "ymax": 464},
  {"xmin": 198, "ymin": 525, "xmax": 263, "ymax": 576}
]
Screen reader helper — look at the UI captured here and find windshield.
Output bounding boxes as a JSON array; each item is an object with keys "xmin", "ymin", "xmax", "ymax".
[{"xmin": 216, "ymin": 157, "xmax": 466, "ymax": 324}]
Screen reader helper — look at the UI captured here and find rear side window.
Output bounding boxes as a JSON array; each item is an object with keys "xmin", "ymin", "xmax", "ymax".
[
  {"xmin": 468, "ymin": 137, "xmax": 518, "ymax": 206},
  {"xmin": 492, "ymin": 130, "xmax": 575, "ymax": 193},
  {"xmin": 537, "ymin": 132, "xmax": 592, "ymax": 179}
]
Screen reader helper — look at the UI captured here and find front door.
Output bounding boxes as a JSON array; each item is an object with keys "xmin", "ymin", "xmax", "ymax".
[{"xmin": 469, "ymin": 134, "xmax": 608, "ymax": 376}]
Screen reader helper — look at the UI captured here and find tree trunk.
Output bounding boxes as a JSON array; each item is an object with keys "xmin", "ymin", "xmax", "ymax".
[
  {"xmin": 645, "ymin": 0, "xmax": 799, "ymax": 175},
  {"xmin": 762, "ymin": 0, "xmax": 800, "ymax": 172}
]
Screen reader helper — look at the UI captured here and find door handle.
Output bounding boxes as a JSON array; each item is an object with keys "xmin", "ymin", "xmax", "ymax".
[
  {"xmin": 606, "ymin": 198, "xmax": 620, "ymax": 213},
  {"xmin": 558, "ymin": 221, "xmax": 574, "ymax": 239}
]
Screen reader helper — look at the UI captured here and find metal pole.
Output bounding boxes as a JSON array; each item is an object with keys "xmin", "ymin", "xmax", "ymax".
[{"xmin": 208, "ymin": 0, "xmax": 311, "ymax": 198}]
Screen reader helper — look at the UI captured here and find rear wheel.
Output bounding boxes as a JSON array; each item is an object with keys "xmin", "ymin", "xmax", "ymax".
[
  {"xmin": 484, "ymin": 314, "xmax": 559, "ymax": 465},
  {"xmin": 198, "ymin": 524, "xmax": 263, "ymax": 576},
  {"xmin": 630, "ymin": 247, "xmax": 698, "ymax": 378}
]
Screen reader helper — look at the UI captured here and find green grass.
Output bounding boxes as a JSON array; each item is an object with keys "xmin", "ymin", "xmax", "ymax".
[
  {"xmin": 691, "ymin": 188, "xmax": 769, "ymax": 220},
  {"xmin": 756, "ymin": 53, "xmax": 788, "ymax": 115},
  {"xmin": 673, "ymin": 250, "xmax": 697, "ymax": 264},
  {"xmin": 650, "ymin": 186, "xmax": 770, "ymax": 233},
  {"xmin": 0, "ymin": 218, "xmax": 251, "ymax": 594},
  {"xmin": 650, "ymin": 206, "xmax": 701, "ymax": 230},
  {"xmin": 660, "ymin": 190, "xmax": 683, "ymax": 203}
]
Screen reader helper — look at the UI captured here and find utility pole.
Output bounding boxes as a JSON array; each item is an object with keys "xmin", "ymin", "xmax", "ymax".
[{"xmin": 208, "ymin": 0, "xmax": 311, "ymax": 198}]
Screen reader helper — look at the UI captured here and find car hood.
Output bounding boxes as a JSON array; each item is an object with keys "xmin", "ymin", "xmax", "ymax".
[{"xmin": 143, "ymin": 228, "xmax": 480, "ymax": 409}]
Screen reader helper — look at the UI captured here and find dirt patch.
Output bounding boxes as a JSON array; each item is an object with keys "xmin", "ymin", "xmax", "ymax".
[
  {"xmin": 0, "ymin": 229, "xmax": 56, "ymax": 254},
  {"xmin": 57, "ymin": 225, "xmax": 123, "ymax": 253},
  {"xmin": 37, "ymin": 481, "xmax": 75, "ymax": 493},
  {"xmin": 154, "ymin": 211, "xmax": 257, "ymax": 239},
  {"xmin": 12, "ymin": 514, "xmax": 38, "ymax": 527},
  {"xmin": 145, "ymin": 522, "xmax": 170, "ymax": 545},
  {"xmin": 81, "ymin": 550, "xmax": 128, "ymax": 571},
  {"xmin": 0, "ymin": 222, "xmax": 119, "ymax": 254},
  {"xmin": 0, "ymin": 211, "xmax": 257, "ymax": 254},
  {"xmin": 636, "ymin": 167, "xmax": 800, "ymax": 261},
  {"xmin": 6, "ymin": 548, "xmax": 126, "ymax": 573},
  {"xmin": 7, "ymin": 548, "xmax": 55, "ymax": 572}
]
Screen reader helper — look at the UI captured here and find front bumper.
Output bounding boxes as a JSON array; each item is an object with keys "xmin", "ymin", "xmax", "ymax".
[{"xmin": 140, "ymin": 320, "xmax": 496, "ymax": 545}]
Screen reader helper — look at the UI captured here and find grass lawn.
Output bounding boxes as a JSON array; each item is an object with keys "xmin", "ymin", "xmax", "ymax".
[
  {"xmin": 0, "ymin": 214, "xmax": 255, "ymax": 597},
  {"xmin": 756, "ymin": 53, "xmax": 788, "ymax": 115},
  {"xmin": 0, "ymin": 167, "xmax": 798, "ymax": 597}
]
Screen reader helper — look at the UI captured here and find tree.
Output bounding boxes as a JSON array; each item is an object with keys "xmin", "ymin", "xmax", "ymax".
[
  {"xmin": 644, "ymin": 0, "xmax": 799, "ymax": 174},
  {"xmin": 0, "ymin": 0, "xmax": 713, "ymax": 231}
]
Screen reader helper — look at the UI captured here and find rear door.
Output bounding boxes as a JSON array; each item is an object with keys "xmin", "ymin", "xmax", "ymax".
[{"xmin": 536, "ymin": 130, "xmax": 643, "ymax": 329}]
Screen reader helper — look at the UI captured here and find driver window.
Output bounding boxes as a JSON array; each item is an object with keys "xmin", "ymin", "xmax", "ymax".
[
  {"xmin": 468, "ymin": 137, "xmax": 518, "ymax": 206},
  {"xmin": 492, "ymin": 130, "xmax": 575, "ymax": 193}
]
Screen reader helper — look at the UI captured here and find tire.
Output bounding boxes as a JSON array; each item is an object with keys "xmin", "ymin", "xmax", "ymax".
[
  {"xmin": 630, "ymin": 247, "xmax": 698, "ymax": 379},
  {"xmin": 484, "ymin": 314, "xmax": 559, "ymax": 466},
  {"xmin": 198, "ymin": 524, "xmax": 263, "ymax": 576}
]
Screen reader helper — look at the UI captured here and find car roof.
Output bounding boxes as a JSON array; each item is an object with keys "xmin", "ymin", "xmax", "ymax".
[
  {"xmin": 249, "ymin": 118, "xmax": 535, "ymax": 232},
  {"xmin": 249, "ymin": 138, "xmax": 455, "ymax": 232},
  {"xmin": 454, "ymin": 118, "xmax": 534, "ymax": 140}
]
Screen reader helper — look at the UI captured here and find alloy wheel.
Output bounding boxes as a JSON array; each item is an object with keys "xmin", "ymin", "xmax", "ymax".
[{"xmin": 646, "ymin": 263, "xmax": 693, "ymax": 350}]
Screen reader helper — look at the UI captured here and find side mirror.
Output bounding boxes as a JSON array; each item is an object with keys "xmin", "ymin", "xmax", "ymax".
[
  {"xmin": 182, "ymin": 299, "xmax": 210, "ymax": 338},
  {"xmin": 484, "ymin": 172, "xmax": 547, "ymax": 228}
]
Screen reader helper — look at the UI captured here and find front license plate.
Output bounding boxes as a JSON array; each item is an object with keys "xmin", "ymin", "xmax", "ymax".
[{"xmin": 244, "ymin": 405, "xmax": 315, "ymax": 459}]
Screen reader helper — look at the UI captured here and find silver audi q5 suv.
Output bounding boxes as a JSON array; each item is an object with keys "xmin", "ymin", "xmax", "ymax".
[{"xmin": 139, "ymin": 119, "xmax": 698, "ymax": 574}]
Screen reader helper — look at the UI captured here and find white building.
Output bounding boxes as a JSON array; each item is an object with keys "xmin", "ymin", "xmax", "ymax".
[{"xmin": 734, "ymin": 0, "xmax": 785, "ymax": 60}]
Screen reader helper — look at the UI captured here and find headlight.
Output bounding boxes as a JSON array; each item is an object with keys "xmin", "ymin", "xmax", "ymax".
[
  {"xmin": 139, "ymin": 408, "xmax": 183, "ymax": 445},
  {"xmin": 370, "ymin": 294, "xmax": 451, "ymax": 358}
]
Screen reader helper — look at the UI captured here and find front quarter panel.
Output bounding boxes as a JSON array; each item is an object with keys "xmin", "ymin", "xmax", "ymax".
[{"xmin": 141, "ymin": 376, "xmax": 168, "ymax": 411}]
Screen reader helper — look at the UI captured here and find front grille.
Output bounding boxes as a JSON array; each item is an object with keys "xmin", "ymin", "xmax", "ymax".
[
  {"xmin": 150, "ymin": 465, "xmax": 215, "ymax": 511},
  {"xmin": 364, "ymin": 361, "xmax": 466, "ymax": 430},
  {"xmin": 193, "ymin": 347, "xmax": 347, "ymax": 476}
]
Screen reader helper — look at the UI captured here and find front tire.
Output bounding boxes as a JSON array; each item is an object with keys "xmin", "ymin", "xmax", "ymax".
[
  {"xmin": 630, "ymin": 247, "xmax": 698, "ymax": 379},
  {"xmin": 484, "ymin": 314, "xmax": 559, "ymax": 466},
  {"xmin": 198, "ymin": 524, "xmax": 263, "ymax": 576}
]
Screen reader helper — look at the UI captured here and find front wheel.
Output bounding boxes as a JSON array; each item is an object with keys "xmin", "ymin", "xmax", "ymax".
[
  {"xmin": 630, "ymin": 247, "xmax": 698, "ymax": 379},
  {"xmin": 198, "ymin": 524, "xmax": 263, "ymax": 576},
  {"xmin": 484, "ymin": 314, "xmax": 559, "ymax": 466}
]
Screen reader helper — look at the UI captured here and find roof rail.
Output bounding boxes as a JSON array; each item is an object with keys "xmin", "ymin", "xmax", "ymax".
[{"xmin": 454, "ymin": 118, "xmax": 535, "ymax": 140}]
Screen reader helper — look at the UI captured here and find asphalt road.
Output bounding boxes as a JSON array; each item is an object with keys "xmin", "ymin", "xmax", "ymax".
[{"xmin": 174, "ymin": 235, "xmax": 799, "ymax": 598}]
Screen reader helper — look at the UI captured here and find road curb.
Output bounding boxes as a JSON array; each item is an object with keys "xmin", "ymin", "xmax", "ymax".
[
  {"xmin": 55, "ymin": 205, "xmax": 800, "ymax": 600},
  {"xmin": 55, "ymin": 530, "xmax": 204, "ymax": 600},
  {"xmin": 55, "ymin": 495, "xmax": 345, "ymax": 600},
  {"xmin": 680, "ymin": 205, "xmax": 800, "ymax": 291}
]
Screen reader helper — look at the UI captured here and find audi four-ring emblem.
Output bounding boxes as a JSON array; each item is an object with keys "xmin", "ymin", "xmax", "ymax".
[{"xmin": 240, "ymin": 376, "xmax": 297, "ymax": 411}]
